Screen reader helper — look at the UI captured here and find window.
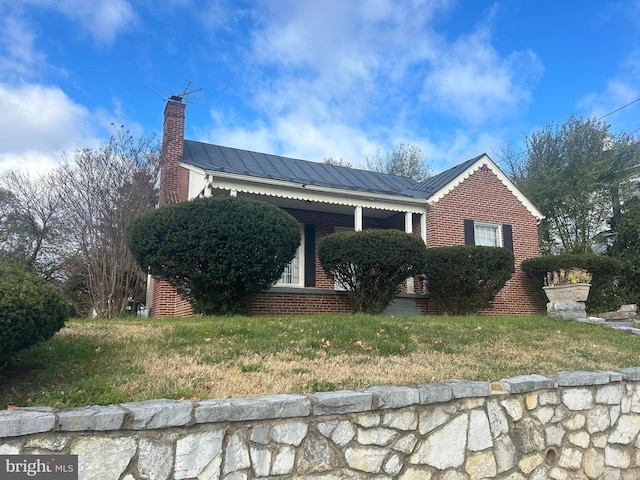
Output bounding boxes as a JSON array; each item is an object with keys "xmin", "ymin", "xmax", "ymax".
[
  {"xmin": 464, "ymin": 219, "xmax": 514, "ymax": 272},
  {"xmin": 474, "ymin": 222, "xmax": 501, "ymax": 247},
  {"xmin": 276, "ymin": 225, "xmax": 304, "ymax": 287}
]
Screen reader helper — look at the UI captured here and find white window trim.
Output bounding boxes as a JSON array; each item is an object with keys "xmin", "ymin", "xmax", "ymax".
[
  {"xmin": 474, "ymin": 221, "xmax": 503, "ymax": 247},
  {"xmin": 275, "ymin": 225, "xmax": 305, "ymax": 288}
]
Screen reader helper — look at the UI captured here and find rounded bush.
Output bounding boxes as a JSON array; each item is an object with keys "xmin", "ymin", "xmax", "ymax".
[
  {"xmin": 424, "ymin": 246, "xmax": 514, "ymax": 315},
  {"xmin": 0, "ymin": 263, "xmax": 69, "ymax": 363},
  {"xmin": 318, "ymin": 229, "xmax": 428, "ymax": 314},
  {"xmin": 126, "ymin": 196, "xmax": 300, "ymax": 315}
]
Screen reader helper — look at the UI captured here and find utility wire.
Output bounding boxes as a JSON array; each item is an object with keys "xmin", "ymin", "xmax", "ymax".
[
  {"xmin": 596, "ymin": 97, "xmax": 640, "ymax": 121},
  {"xmin": 497, "ymin": 96, "xmax": 640, "ymax": 167}
]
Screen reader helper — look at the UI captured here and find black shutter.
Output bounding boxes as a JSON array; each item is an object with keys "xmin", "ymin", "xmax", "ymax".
[
  {"xmin": 464, "ymin": 219, "xmax": 475, "ymax": 245},
  {"xmin": 502, "ymin": 224, "xmax": 513, "ymax": 251},
  {"xmin": 304, "ymin": 224, "xmax": 316, "ymax": 287},
  {"xmin": 502, "ymin": 224, "xmax": 515, "ymax": 272}
]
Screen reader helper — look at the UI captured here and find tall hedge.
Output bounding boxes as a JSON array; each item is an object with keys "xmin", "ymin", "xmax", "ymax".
[
  {"xmin": 0, "ymin": 263, "xmax": 69, "ymax": 364},
  {"xmin": 424, "ymin": 246, "xmax": 514, "ymax": 315},
  {"xmin": 318, "ymin": 229, "xmax": 428, "ymax": 314},
  {"xmin": 521, "ymin": 253, "xmax": 621, "ymax": 313},
  {"xmin": 126, "ymin": 196, "xmax": 300, "ymax": 315}
]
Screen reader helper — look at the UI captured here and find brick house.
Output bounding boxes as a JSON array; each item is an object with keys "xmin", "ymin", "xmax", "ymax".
[{"xmin": 147, "ymin": 97, "xmax": 544, "ymax": 317}]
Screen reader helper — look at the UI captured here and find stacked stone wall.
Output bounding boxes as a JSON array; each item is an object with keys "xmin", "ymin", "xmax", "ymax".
[{"xmin": 3, "ymin": 368, "xmax": 640, "ymax": 479}]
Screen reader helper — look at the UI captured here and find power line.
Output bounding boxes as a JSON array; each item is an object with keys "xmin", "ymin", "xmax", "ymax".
[
  {"xmin": 496, "ymin": 96, "xmax": 640, "ymax": 167},
  {"xmin": 596, "ymin": 97, "xmax": 640, "ymax": 121}
]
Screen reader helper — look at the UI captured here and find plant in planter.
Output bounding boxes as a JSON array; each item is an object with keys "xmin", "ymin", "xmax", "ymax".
[{"xmin": 543, "ymin": 268, "xmax": 592, "ymax": 303}]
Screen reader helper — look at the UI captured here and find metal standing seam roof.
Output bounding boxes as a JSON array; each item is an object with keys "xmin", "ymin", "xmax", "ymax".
[{"xmin": 180, "ymin": 140, "xmax": 489, "ymax": 200}]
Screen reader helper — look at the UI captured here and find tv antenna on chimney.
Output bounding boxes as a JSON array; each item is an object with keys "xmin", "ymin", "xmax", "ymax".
[
  {"xmin": 173, "ymin": 82, "xmax": 203, "ymax": 103},
  {"xmin": 149, "ymin": 82, "xmax": 203, "ymax": 104}
]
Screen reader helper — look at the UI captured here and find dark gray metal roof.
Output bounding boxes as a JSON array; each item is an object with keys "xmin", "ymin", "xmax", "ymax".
[
  {"xmin": 181, "ymin": 140, "xmax": 486, "ymax": 200},
  {"xmin": 182, "ymin": 140, "xmax": 417, "ymax": 196}
]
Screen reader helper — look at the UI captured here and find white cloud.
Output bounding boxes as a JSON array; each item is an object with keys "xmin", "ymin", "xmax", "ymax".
[
  {"xmin": 199, "ymin": 1, "xmax": 540, "ymax": 172},
  {"xmin": 0, "ymin": 83, "xmax": 101, "ymax": 172},
  {"xmin": 12, "ymin": 0, "xmax": 135, "ymax": 46},
  {"xmin": 0, "ymin": 15, "xmax": 48, "ymax": 81},
  {"xmin": 578, "ymin": 50, "xmax": 640, "ymax": 131},
  {"xmin": 421, "ymin": 29, "xmax": 542, "ymax": 125},
  {"xmin": 59, "ymin": 0, "xmax": 136, "ymax": 45},
  {"xmin": 202, "ymin": 107, "xmax": 377, "ymax": 166}
]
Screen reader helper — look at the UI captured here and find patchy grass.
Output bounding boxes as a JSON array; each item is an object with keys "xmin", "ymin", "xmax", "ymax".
[{"xmin": 1, "ymin": 314, "xmax": 638, "ymax": 409}]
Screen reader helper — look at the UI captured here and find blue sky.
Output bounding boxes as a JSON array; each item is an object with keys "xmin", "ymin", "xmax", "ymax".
[{"xmin": 1, "ymin": 0, "xmax": 639, "ymax": 174}]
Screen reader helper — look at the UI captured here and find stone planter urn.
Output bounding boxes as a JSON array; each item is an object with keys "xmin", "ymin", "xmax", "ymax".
[{"xmin": 543, "ymin": 283, "xmax": 591, "ymax": 303}]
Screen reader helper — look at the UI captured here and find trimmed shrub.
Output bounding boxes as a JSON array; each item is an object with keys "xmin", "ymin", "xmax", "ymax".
[
  {"xmin": 424, "ymin": 246, "xmax": 514, "ymax": 315},
  {"xmin": 607, "ymin": 197, "xmax": 640, "ymax": 307},
  {"xmin": 0, "ymin": 263, "xmax": 69, "ymax": 364},
  {"xmin": 126, "ymin": 196, "xmax": 300, "ymax": 315},
  {"xmin": 318, "ymin": 229, "xmax": 428, "ymax": 314},
  {"xmin": 521, "ymin": 253, "xmax": 621, "ymax": 313}
]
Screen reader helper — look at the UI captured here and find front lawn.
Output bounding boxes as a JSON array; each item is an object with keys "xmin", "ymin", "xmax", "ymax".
[{"xmin": 1, "ymin": 314, "xmax": 637, "ymax": 409}]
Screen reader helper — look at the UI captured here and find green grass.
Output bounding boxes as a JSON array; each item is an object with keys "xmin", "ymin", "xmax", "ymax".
[{"xmin": 1, "ymin": 314, "xmax": 638, "ymax": 409}]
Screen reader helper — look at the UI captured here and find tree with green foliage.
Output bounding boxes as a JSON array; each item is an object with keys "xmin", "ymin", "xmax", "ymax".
[
  {"xmin": 0, "ymin": 263, "xmax": 69, "ymax": 364},
  {"xmin": 364, "ymin": 144, "xmax": 433, "ymax": 181},
  {"xmin": 126, "ymin": 196, "xmax": 300, "ymax": 315},
  {"xmin": 318, "ymin": 229, "xmax": 428, "ymax": 314},
  {"xmin": 424, "ymin": 246, "xmax": 514, "ymax": 315},
  {"xmin": 607, "ymin": 196, "xmax": 640, "ymax": 306},
  {"xmin": 508, "ymin": 115, "xmax": 638, "ymax": 254}
]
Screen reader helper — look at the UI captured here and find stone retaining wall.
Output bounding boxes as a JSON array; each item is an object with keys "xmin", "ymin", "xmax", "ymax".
[{"xmin": 2, "ymin": 368, "xmax": 640, "ymax": 479}]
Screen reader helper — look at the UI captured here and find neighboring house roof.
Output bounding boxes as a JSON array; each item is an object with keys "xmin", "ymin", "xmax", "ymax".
[{"xmin": 180, "ymin": 140, "xmax": 543, "ymax": 219}]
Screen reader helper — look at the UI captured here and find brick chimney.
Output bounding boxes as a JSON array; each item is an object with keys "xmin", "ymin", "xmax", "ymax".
[
  {"xmin": 148, "ymin": 96, "xmax": 194, "ymax": 318},
  {"xmin": 159, "ymin": 96, "xmax": 186, "ymax": 207}
]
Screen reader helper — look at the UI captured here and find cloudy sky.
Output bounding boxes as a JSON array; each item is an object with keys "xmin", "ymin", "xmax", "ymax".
[{"xmin": 1, "ymin": 0, "xmax": 639, "ymax": 174}]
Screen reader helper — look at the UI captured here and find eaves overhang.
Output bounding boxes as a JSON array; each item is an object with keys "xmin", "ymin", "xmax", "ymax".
[{"xmin": 200, "ymin": 169, "xmax": 428, "ymax": 214}]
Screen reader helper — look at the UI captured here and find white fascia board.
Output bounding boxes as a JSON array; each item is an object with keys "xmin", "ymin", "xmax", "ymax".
[
  {"xmin": 182, "ymin": 164, "xmax": 208, "ymax": 200},
  {"xmin": 427, "ymin": 154, "xmax": 545, "ymax": 220},
  {"xmin": 205, "ymin": 171, "xmax": 427, "ymax": 214}
]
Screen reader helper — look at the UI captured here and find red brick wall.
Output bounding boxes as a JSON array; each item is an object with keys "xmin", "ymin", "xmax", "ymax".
[
  {"xmin": 249, "ymin": 291, "xmax": 353, "ymax": 315},
  {"xmin": 425, "ymin": 165, "xmax": 543, "ymax": 315}
]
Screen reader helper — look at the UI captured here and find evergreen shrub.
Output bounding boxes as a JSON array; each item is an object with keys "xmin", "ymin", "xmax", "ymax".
[
  {"xmin": 424, "ymin": 246, "xmax": 514, "ymax": 315},
  {"xmin": 126, "ymin": 196, "xmax": 300, "ymax": 315},
  {"xmin": 0, "ymin": 263, "xmax": 69, "ymax": 363},
  {"xmin": 318, "ymin": 229, "xmax": 428, "ymax": 314}
]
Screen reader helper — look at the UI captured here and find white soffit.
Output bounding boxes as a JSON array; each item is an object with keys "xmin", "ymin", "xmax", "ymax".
[
  {"xmin": 204, "ymin": 171, "xmax": 427, "ymax": 214},
  {"xmin": 427, "ymin": 154, "xmax": 544, "ymax": 220}
]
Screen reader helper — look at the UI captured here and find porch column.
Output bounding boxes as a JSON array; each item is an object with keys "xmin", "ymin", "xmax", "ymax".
[
  {"xmin": 230, "ymin": 189, "xmax": 238, "ymax": 197},
  {"xmin": 354, "ymin": 206, "xmax": 363, "ymax": 231},
  {"xmin": 420, "ymin": 213, "xmax": 426, "ymax": 244},
  {"xmin": 404, "ymin": 212, "xmax": 415, "ymax": 294},
  {"xmin": 405, "ymin": 212, "xmax": 413, "ymax": 233}
]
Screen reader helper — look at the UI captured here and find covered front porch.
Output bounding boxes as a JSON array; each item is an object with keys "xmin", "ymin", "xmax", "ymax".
[{"xmin": 195, "ymin": 169, "xmax": 429, "ymax": 314}]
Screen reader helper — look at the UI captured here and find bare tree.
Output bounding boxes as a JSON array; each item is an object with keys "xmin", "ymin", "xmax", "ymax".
[
  {"xmin": 54, "ymin": 127, "xmax": 160, "ymax": 318},
  {"xmin": 0, "ymin": 170, "xmax": 67, "ymax": 280},
  {"xmin": 322, "ymin": 157, "xmax": 353, "ymax": 168},
  {"xmin": 364, "ymin": 144, "xmax": 433, "ymax": 181}
]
